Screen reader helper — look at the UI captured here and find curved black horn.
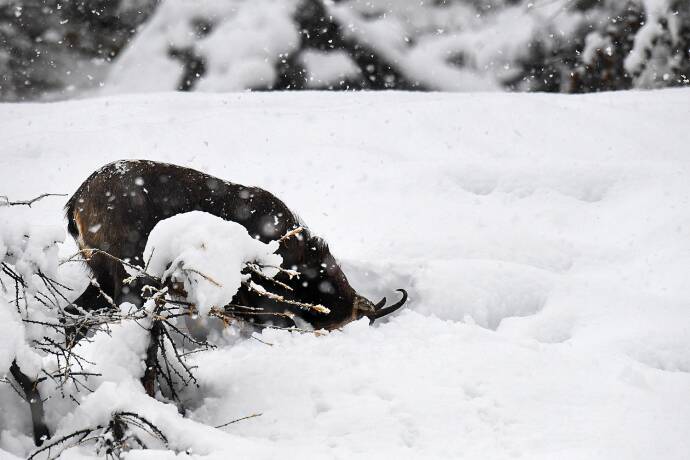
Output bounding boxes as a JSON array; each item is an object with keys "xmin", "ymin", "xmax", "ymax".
[
  {"xmin": 372, "ymin": 289, "xmax": 408, "ymax": 320},
  {"xmin": 374, "ymin": 297, "xmax": 387, "ymax": 309}
]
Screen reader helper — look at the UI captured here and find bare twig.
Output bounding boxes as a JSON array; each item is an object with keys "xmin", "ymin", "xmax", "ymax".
[
  {"xmin": 244, "ymin": 281, "xmax": 330, "ymax": 314},
  {"xmin": 0, "ymin": 193, "xmax": 67, "ymax": 208},
  {"xmin": 244, "ymin": 266, "xmax": 293, "ymax": 292},
  {"xmin": 182, "ymin": 268, "xmax": 222, "ymax": 287},
  {"xmin": 27, "ymin": 427, "xmax": 98, "ymax": 460},
  {"xmin": 279, "ymin": 226, "xmax": 304, "ymax": 242},
  {"xmin": 215, "ymin": 413, "xmax": 263, "ymax": 429},
  {"xmin": 61, "ymin": 249, "xmax": 147, "ymax": 277}
]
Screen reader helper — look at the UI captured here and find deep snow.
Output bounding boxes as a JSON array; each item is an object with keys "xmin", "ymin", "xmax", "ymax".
[{"xmin": 0, "ymin": 89, "xmax": 689, "ymax": 459}]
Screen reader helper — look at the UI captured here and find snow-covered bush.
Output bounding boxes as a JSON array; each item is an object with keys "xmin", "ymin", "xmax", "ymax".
[
  {"xmin": 0, "ymin": 204, "xmax": 325, "ymax": 458},
  {"xmin": 0, "ymin": 200, "xmax": 66, "ymax": 446}
]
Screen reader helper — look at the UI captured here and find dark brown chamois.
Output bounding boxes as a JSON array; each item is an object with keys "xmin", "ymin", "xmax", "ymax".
[{"xmin": 65, "ymin": 160, "xmax": 406, "ymax": 330}]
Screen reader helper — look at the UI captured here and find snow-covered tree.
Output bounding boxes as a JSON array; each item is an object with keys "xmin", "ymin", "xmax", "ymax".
[
  {"xmin": 1, "ymin": 0, "xmax": 688, "ymax": 99},
  {"xmin": 98, "ymin": 0, "xmax": 690, "ymax": 94},
  {"xmin": 0, "ymin": 0, "xmax": 156, "ymax": 101}
]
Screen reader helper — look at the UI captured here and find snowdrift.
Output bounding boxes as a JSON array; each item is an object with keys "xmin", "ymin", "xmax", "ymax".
[{"xmin": 0, "ymin": 89, "xmax": 689, "ymax": 459}]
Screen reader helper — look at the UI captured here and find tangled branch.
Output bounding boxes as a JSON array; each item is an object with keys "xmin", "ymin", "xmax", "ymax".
[
  {"xmin": 3, "ymin": 220, "xmax": 323, "ymax": 455},
  {"xmin": 27, "ymin": 411, "xmax": 168, "ymax": 460}
]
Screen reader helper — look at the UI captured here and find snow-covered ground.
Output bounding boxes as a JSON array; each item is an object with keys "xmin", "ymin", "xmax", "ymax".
[{"xmin": 1, "ymin": 89, "xmax": 689, "ymax": 459}]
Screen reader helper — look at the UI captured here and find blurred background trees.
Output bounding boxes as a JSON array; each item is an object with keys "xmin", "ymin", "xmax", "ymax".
[
  {"xmin": 0, "ymin": 0, "xmax": 688, "ymax": 101},
  {"xmin": 0, "ymin": 0, "xmax": 156, "ymax": 100}
]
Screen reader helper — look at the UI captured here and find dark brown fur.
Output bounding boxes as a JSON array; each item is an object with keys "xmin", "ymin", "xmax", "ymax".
[{"xmin": 66, "ymin": 160, "xmax": 376, "ymax": 330}]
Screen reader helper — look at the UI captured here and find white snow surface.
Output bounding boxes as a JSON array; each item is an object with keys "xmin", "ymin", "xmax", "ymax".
[
  {"xmin": 144, "ymin": 211, "xmax": 282, "ymax": 315},
  {"xmin": 0, "ymin": 90, "xmax": 689, "ymax": 458}
]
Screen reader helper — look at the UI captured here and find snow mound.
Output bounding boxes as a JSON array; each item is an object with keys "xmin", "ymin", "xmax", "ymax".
[
  {"xmin": 71, "ymin": 302, "xmax": 154, "ymax": 385},
  {"xmin": 0, "ymin": 206, "xmax": 63, "ymax": 289},
  {"xmin": 144, "ymin": 211, "xmax": 283, "ymax": 315}
]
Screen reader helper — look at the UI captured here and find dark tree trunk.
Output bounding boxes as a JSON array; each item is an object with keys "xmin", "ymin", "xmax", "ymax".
[
  {"xmin": 10, "ymin": 360, "xmax": 49, "ymax": 446},
  {"xmin": 141, "ymin": 321, "xmax": 163, "ymax": 398}
]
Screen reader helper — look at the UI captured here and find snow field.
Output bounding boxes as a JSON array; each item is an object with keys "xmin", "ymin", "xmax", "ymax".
[{"xmin": 0, "ymin": 89, "xmax": 688, "ymax": 458}]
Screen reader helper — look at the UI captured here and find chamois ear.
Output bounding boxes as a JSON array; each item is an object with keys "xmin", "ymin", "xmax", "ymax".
[{"xmin": 306, "ymin": 235, "xmax": 329, "ymax": 256}]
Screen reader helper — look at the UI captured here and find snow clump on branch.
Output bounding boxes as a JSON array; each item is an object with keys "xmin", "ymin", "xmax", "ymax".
[{"xmin": 144, "ymin": 211, "xmax": 283, "ymax": 316}]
